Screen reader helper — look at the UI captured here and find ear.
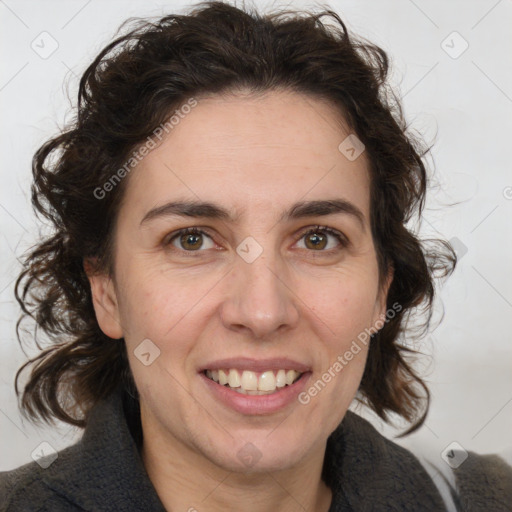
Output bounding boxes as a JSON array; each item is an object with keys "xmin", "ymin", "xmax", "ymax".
[
  {"xmin": 373, "ymin": 264, "xmax": 394, "ymax": 326},
  {"xmin": 84, "ymin": 258, "xmax": 123, "ymax": 339}
]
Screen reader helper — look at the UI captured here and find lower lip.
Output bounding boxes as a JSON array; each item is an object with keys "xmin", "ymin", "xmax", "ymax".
[{"xmin": 199, "ymin": 371, "xmax": 311, "ymax": 415}]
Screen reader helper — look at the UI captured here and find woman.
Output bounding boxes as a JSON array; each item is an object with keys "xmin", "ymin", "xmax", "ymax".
[{"xmin": 1, "ymin": 2, "xmax": 511, "ymax": 510}]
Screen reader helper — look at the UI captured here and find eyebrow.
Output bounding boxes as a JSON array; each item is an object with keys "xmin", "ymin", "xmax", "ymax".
[{"xmin": 140, "ymin": 198, "xmax": 366, "ymax": 231}]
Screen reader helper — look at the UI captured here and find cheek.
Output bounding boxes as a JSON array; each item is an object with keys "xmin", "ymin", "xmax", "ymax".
[
  {"xmin": 300, "ymin": 267, "xmax": 381, "ymax": 337},
  {"xmin": 128, "ymin": 286, "xmax": 192, "ymax": 338},
  {"xmin": 114, "ymin": 270, "xmax": 173, "ymax": 339},
  {"xmin": 116, "ymin": 263, "xmax": 220, "ymax": 356},
  {"xmin": 120, "ymin": 277, "xmax": 203, "ymax": 389}
]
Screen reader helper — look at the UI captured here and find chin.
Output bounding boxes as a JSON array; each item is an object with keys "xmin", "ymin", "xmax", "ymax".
[{"xmin": 201, "ymin": 431, "xmax": 313, "ymax": 474}]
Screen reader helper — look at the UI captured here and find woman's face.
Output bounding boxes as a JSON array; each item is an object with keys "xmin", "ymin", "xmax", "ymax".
[{"xmin": 90, "ymin": 89, "xmax": 392, "ymax": 473}]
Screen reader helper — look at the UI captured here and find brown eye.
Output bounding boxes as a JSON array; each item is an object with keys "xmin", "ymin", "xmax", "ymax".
[
  {"xmin": 297, "ymin": 226, "xmax": 346, "ymax": 252},
  {"xmin": 180, "ymin": 232, "xmax": 203, "ymax": 250},
  {"xmin": 304, "ymin": 231, "xmax": 328, "ymax": 250},
  {"xmin": 167, "ymin": 228, "xmax": 215, "ymax": 252}
]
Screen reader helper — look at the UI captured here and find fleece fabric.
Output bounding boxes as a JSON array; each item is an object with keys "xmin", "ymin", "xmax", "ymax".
[{"xmin": 1, "ymin": 384, "xmax": 511, "ymax": 511}]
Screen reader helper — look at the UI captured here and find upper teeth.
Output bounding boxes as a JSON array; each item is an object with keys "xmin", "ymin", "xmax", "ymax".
[{"xmin": 205, "ymin": 369, "xmax": 302, "ymax": 393}]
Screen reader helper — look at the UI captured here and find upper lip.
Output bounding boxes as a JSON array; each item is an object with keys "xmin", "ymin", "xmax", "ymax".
[{"xmin": 199, "ymin": 357, "xmax": 311, "ymax": 373}]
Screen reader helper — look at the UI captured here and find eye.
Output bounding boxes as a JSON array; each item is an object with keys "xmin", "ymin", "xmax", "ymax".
[
  {"xmin": 296, "ymin": 225, "xmax": 347, "ymax": 252},
  {"xmin": 166, "ymin": 227, "xmax": 215, "ymax": 252},
  {"xmin": 164, "ymin": 225, "xmax": 348, "ymax": 255}
]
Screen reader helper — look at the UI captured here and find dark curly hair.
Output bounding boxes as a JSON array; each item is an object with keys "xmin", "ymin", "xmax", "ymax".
[{"xmin": 14, "ymin": 0, "xmax": 456, "ymax": 434}]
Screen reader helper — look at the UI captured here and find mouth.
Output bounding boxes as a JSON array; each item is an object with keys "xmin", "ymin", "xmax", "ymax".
[{"xmin": 203, "ymin": 368, "xmax": 304, "ymax": 396}]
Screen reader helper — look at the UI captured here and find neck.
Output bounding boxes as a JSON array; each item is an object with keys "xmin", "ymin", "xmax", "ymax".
[{"xmin": 140, "ymin": 418, "xmax": 333, "ymax": 512}]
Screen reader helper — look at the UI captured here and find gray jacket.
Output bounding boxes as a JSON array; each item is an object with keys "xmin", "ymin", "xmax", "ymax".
[{"xmin": 1, "ymin": 384, "xmax": 511, "ymax": 511}]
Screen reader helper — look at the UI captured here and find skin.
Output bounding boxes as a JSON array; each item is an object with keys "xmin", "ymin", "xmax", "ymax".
[{"xmin": 87, "ymin": 89, "xmax": 393, "ymax": 512}]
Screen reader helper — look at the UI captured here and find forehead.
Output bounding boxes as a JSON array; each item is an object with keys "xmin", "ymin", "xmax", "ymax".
[{"xmin": 123, "ymin": 90, "xmax": 371, "ymax": 221}]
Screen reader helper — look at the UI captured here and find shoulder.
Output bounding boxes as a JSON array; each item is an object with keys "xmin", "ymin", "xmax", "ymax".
[
  {"xmin": 326, "ymin": 412, "xmax": 450, "ymax": 510},
  {"xmin": 1, "ymin": 458, "xmax": 50, "ymax": 511},
  {"xmin": 0, "ymin": 386, "xmax": 165, "ymax": 512},
  {"xmin": 451, "ymin": 450, "xmax": 512, "ymax": 511},
  {"xmin": 334, "ymin": 412, "xmax": 512, "ymax": 511},
  {"xmin": 0, "ymin": 443, "xmax": 82, "ymax": 512},
  {"xmin": 383, "ymin": 422, "xmax": 512, "ymax": 511}
]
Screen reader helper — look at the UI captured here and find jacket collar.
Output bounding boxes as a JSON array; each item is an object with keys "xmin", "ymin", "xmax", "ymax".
[
  {"xmin": 41, "ymin": 384, "xmax": 167, "ymax": 511},
  {"xmin": 41, "ymin": 385, "xmax": 445, "ymax": 511},
  {"xmin": 324, "ymin": 411, "xmax": 446, "ymax": 511}
]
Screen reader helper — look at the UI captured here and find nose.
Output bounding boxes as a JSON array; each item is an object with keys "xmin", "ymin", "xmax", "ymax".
[{"xmin": 219, "ymin": 249, "xmax": 300, "ymax": 340}]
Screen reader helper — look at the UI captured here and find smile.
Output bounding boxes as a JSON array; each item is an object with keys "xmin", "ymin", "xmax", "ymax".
[{"xmin": 204, "ymin": 369, "xmax": 303, "ymax": 395}]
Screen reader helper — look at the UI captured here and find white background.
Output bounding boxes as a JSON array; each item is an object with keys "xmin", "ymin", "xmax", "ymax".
[{"xmin": 1, "ymin": 0, "xmax": 511, "ymax": 472}]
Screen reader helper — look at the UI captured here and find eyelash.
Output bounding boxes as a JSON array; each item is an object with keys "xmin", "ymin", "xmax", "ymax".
[{"xmin": 164, "ymin": 225, "xmax": 348, "ymax": 256}]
